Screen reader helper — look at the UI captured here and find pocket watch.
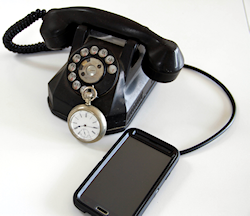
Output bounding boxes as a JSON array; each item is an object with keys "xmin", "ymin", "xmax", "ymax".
[{"xmin": 67, "ymin": 86, "xmax": 107, "ymax": 143}]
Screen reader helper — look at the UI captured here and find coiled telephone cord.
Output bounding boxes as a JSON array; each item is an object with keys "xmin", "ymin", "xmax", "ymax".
[
  {"xmin": 2, "ymin": 9, "xmax": 50, "ymax": 53},
  {"xmin": 2, "ymin": 9, "xmax": 236, "ymax": 155}
]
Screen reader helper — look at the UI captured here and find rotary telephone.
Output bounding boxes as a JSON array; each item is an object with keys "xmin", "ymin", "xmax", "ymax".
[
  {"xmin": 3, "ymin": 7, "xmax": 184, "ymax": 142},
  {"xmin": 3, "ymin": 7, "xmax": 236, "ymax": 151}
]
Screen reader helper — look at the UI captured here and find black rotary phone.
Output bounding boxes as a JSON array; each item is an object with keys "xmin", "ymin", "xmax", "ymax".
[
  {"xmin": 3, "ymin": 7, "xmax": 184, "ymax": 139},
  {"xmin": 3, "ymin": 8, "xmax": 236, "ymax": 150}
]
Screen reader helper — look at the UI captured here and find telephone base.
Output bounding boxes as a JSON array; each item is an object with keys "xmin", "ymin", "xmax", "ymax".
[
  {"xmin": 47, "ymin": 67, "xmax": 156, "ymax": 135},
  {"xmin": 47, "ymin": 27, "xmax": 157, "ymax": 135}
]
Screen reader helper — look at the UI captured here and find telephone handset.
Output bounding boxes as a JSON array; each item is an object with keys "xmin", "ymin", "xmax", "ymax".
[
  {"xmin": 41, "ymin": 7, "xmax": 184, "ymax": 82},
  {"xmin": 3, "ymin": 7, "xmax": 184, "ymax": 142}
]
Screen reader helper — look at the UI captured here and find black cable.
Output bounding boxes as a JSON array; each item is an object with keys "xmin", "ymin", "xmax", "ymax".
[
  {"xmin": 180, "ymin": 65, "xmax": 236, "ymax": 155},
  {"xmin": 2, "ymin": 9, "xmax": 236, "ymax": 155},
  {"xmin": 2, "ymin": 9, "xmax": 51, "ymax": 53}
]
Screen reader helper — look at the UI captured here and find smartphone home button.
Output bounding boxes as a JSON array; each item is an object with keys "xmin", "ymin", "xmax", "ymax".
[{"xmin": 96, "ymin": 206, "xmax": 109, "ymax": 215}]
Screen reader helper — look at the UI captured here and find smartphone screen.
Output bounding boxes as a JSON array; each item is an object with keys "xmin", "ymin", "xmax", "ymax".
[{"xmin": 74, "ymin": 128, "xmax": 179, "ymax": 216}]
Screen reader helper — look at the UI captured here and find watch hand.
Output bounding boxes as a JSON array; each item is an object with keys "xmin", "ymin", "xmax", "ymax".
[
  {"xmin": 74, "ymin": 125, "xmax": 98, "ymax": 129},
  {"xmin": 86, "ymin": 126, "xmax": 99, "ymax": 129}
]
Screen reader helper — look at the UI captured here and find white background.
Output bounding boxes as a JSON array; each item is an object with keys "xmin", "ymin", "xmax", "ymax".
[{"xmin": 0, "ymin": 0, "xmax": 250, "ymax": 215}]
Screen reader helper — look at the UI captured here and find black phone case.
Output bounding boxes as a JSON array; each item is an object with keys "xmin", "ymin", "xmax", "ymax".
[{"xmin": 73, "ymin": 128, "xmax": 179, "ymax": 216}]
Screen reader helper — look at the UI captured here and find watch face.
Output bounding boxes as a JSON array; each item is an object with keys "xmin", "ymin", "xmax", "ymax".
[{"xmin": 67, "ymin": 104, "xmax": 107, "ymax": 143}]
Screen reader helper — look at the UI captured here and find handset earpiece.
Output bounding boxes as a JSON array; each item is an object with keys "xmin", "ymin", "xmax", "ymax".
[
  {"xmin": 142, "ymin": 39, "xmax": 184, "ymax": 82},
  {"xmin": 40, "ymin": 7, "xmax": 184, "ymax": 82}
]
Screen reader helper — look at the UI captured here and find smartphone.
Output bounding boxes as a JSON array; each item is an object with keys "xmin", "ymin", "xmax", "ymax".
[{"xmin": 73, "ymin": 128, "xmax": 180, "ymax": 216}]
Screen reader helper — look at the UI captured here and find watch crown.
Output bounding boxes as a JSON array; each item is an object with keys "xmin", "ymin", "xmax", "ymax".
[{"xmin": 81, "ymin": 86, "xmax": 98, "ymax": 105}]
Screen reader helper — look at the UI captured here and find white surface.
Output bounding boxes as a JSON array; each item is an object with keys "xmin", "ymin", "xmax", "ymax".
[
  {"xmin": 244, "ymin": 0, "xmax": 250, "ymax": 31},
  {"xmin": 0, "ymin": 0, "xmax": 249, "ymax": 215}
]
